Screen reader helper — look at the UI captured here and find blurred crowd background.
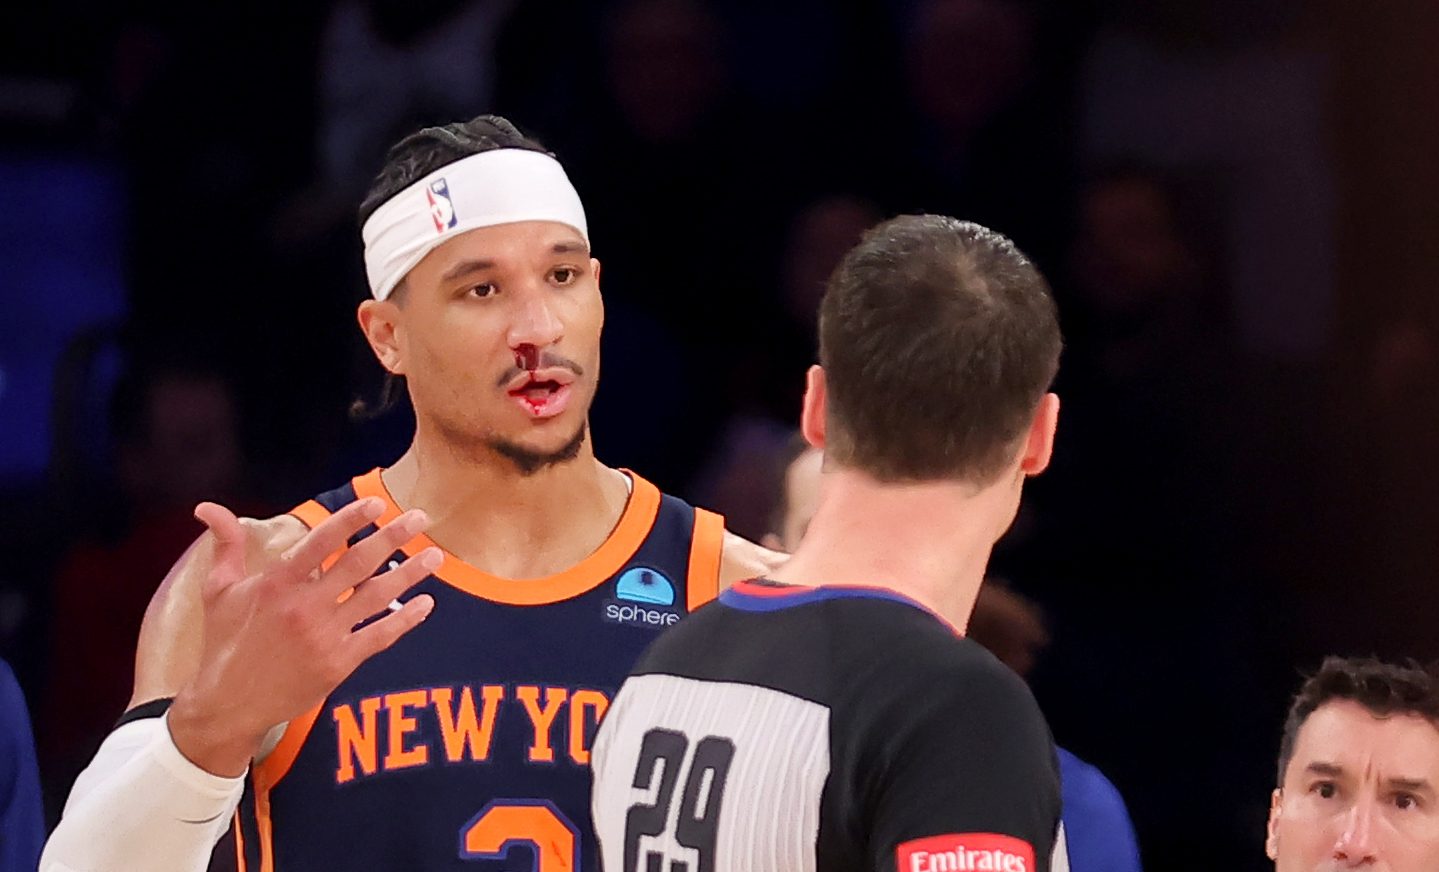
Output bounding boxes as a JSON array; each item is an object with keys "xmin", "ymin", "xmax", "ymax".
[{"xmin": 3, "ymin": 0, "xmax": 1438, "ymax": 868}]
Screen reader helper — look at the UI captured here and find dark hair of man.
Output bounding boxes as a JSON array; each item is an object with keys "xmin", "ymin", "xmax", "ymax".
[
  {"xmin": 817, "ymin": 215, "xmax": 1062, "ymax": 484},
  {"xmin": 351, "ymin": 115, "xmax": 551, "ymax": 421},
  {"xmin": 1276, "ymin": 656, "xmax": 1439, "ymax": 786}
]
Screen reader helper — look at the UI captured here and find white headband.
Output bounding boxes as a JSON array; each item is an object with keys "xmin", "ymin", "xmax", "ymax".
[{"xmin": 361, "ymin": 149, "xmax": 589, "ymax": 301}]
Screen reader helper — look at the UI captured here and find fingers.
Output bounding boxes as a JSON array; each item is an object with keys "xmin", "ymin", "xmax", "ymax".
[
  {"xmin": 194, "ymin": 502, "xmax": 247, "ymax": 590},
  {"xmin": 273, "ymin": 497, "xmax": 387, "ymax": 585},
  {"xmin": 318, "ymin": 509, "xmax": 430, "ymax": 599},
  {"xmin": 338, "ymin": 546, "xmax": 442, "ymax": 627},
  {"xmin": 343, "ymin": 594, "xmax": 436, "ymax": 665}
]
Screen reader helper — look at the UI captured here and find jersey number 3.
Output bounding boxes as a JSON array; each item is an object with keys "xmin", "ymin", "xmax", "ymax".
[
  {"xmin": 461, "ymin": 800, "xmax": 579, "ymax": 870},
  {"xmin": 624, "ymin": 728, "xmax": 736, "ymax": 872}
]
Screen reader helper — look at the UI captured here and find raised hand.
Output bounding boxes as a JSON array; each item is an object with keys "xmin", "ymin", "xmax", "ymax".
[{"xmin": 168, "ymin": 497, "xmax": 440, "ymax": 776}]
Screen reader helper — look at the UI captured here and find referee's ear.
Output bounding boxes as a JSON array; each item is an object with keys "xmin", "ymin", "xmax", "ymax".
[
  {"xmin": 1018, "ymin": 392, "xmax": 1059, "ymax": 477},
  {"xmin": 799, "ymin": 365, "xmax": 827, "ymax": 450}
]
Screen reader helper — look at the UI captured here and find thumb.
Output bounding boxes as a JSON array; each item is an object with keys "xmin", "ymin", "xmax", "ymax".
[{"xmin": 194, "ymin": 501, "xmax": 248, "ymax": 591}]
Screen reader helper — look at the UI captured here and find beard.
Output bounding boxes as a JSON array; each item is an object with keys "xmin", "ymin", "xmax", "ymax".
[{"xmin": 484, "ymin": 422, "xmax": 588, "ymax": 476}]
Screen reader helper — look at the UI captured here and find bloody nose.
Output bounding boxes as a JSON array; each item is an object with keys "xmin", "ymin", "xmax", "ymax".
[{"xmin": 515, "ymin": 344, "xmax": 540, "ymax": 370}]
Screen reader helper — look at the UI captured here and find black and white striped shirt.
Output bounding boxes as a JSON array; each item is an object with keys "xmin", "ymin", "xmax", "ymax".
[{"xmin": 592, "ymin": 579, "xmax": 1066, "ymax": 872}]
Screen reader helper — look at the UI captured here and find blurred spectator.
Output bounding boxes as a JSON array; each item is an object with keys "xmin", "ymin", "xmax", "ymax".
[
  {"xmin": 1042, "ymin": 164, "xmax": 1240, "ymax": 571},
  {"xmin": 780, "ymin": 195, "xmax": 883, "ymax": 338},
  {"xmin": 604, "ymin": 0, "xmax": 727, "ymax": 147},
  {"xmin": 578, "ymin": 0, "xmax": 760, "ymax": 334},
  {"xmin": 1020, "ymin": 163, "xmax": 1275, "ymax": 867},
  {"xmin": 318, "ymin": 0, "xmax": 519, "ymax": 196},
  {"xmin": 571, "ymin": 0, "xmax": 771, "ymax": 487},
  {"xmin": 0, "ymin": 658, "xmax": 43, "ymax": 871},
  {"xmin": 1079, "ymin": 3, "xmax": 1335, "ymax": 361},
  {"xmin": 884, "ymin": 0, "xmax": 1075, "ymax": 264},
  {"xmin": 1064, "ymin": 165, "xmax": 1212, "ymax": 381},
  {"xmin": 907, "ymin": 0, "xmax": 1036, "ymax": 148},
  {"xmin": 729, "ymin": 193, "xmax": 881, "ymax": 423},
  {"xmin": 37, "ymin": 362, "xmax": 268, "ymax": 807},
  {"xmin": 767, "ymin": 442, "xmax": 1144, "ymax": 872}
]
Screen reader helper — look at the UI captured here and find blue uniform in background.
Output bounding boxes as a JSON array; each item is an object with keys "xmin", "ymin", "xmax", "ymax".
[
  {"xmin": 0, "ymin": 658, "xmax": 44, "ymax": 872},
  {"xmin": 1058, "ymin": 747, "xmax": 1143, "ymax": 872}
]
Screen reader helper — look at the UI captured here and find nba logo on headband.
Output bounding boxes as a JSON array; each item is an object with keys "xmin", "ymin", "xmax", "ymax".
[
  {"xmin": 363, "ymin": 149, "xmax": 589, "ymax": 300},
  {"xmin": 426, "ymin": 179, "xmax": 458, "ymax": 233}
]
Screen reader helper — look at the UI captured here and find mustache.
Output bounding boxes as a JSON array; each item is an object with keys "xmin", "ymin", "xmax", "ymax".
[{"xmin": 495, "ymin": 351, "xmax": 585, "ymax": 388}]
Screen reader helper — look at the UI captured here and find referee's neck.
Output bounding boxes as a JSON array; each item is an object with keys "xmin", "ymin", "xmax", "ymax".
[{"xmin": 765, "ymin": 469, "xmax": 1014, "ymax": 631}]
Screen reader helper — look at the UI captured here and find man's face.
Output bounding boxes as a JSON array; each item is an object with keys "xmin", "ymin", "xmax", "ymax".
[
  {"xmin": 1268, "ymin": 700, "xmax": 1439, "ymax": 871},
  {"xmin": 383, "ymin": 220, "xmax": 603, "ymax": 472}
]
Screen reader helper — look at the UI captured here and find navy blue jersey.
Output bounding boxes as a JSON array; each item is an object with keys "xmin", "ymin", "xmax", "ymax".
[{"xmin": 235, "ymin": 468, "xmax": 724, "ymax": 872}]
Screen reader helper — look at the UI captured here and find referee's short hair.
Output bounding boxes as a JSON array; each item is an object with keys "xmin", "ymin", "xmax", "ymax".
[{"xmin": 818, "ymin": 215, "xmax": 1061, "ymax": 484}]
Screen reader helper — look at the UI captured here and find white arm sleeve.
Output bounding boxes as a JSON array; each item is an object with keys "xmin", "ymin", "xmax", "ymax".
[{"xmin": 40, "ymin": 713, "xmax": 245, "ymax": 872}]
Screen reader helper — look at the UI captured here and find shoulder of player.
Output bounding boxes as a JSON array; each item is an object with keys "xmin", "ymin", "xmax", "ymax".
[{"xmin": 717, "ymin": 531, "xmax": 786, "ymax": 588}]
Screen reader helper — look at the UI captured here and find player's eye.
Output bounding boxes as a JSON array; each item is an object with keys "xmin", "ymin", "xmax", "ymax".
[
  {"xmin": 1311, "ymin": 781, "xmax": 1338, "ymax": 800},
  {"xmin": 1394, "ymin": 792, "xmax": 1421, "ymax": 811},
  {"xmin": 551, "ymin": 266, "xmax": 578, "ymax": 285},
  {"xmin": 468, "ymin": 282, "xmax": 497, "ymax": 298}
]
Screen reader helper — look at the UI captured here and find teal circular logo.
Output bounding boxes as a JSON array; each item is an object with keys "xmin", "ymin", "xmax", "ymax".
[{"xmin": 615, "ymin": 567, "xmax": 675, "ymax": 606}]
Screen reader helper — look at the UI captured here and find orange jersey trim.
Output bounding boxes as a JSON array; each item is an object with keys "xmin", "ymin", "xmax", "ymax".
[
  {"xmin": 255, "ymin": 783, "xmax": 276, "ymax": 872},
  {"xmin": 253, "ymin": 702, "xmax": 323, "ymax": 790},
  {"xmin": 352, "ymin": 467, "xmax": 662, "ymax": 606},
  {"xmin": 251, "ymin": 499, "xmax": 341, "ymax": 793},
  {"xmin": 233, "ymin": 809, "xmax": 246, "ymax": 872},
  {"xmin": 287, "ymin": 499, "xmax": 331, "ymax": 531},
  {"xmin": 686, "ymin": 508, "xmax": 724, "ymax": 611}
]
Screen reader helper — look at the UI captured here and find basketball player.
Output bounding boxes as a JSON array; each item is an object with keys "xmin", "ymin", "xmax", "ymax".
[
  {"xmin": 41, "ymin": 115, "xmax": 780, "ymax": 872},
  {"xmin": 1267, "ymin": 656, "xmax": 1439, "ymax": 871},
  {"xmin": 592, "ymin": 215, "xmax": 1068, "ymax": 871}
]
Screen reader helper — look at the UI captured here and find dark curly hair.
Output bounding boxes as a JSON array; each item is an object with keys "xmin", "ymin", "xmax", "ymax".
[
  {"xmin": 1276, "ymin": 656, "xmax": 1439, "ymax": 785},
  {"xmin": 352, "ymin": 115, "xmax": 551, "ymax": 420}
]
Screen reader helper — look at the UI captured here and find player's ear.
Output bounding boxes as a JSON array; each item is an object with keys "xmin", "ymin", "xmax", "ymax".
[
  {"xmin": 1018, "ymin": 392, "xmax": 1059, "ymax": 476},
  {"xmin": 1265, "ymin": 788, "xmax": 1282, "ymax": 860},
  {"xmin": 800, "ymin": 365, "xmax": 827, "ymax": 449},
  {"xmin": 358, "ymin": 298, "xmax": 406, "ymax": 376}
]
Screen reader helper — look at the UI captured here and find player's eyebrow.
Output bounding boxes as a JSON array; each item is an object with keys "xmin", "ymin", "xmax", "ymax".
[
  {"xmin": 441, "ymin": 259, "xmax": 495, "ymax": 282},
  {"xmin": 1305, "ymin": 762, "xmax": 1344, "ymax": 778},
  {"xmin": 441, "ymin": 243, "xmax": 585, "ymax": 283},
  {"xmin": 1388, "ymin": 777, "xmax": 1434, "ymax": 793}
]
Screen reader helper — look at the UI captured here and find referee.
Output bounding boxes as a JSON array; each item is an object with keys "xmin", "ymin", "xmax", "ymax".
[{"xmin": 592, "ymin": 215, "xmax": 1069, "ymax": 872}]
